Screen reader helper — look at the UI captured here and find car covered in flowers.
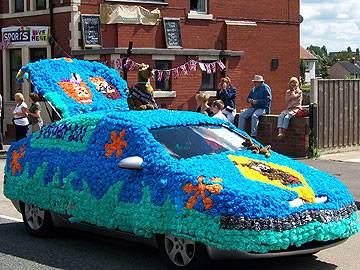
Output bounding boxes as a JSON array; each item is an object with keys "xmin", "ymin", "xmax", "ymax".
[{"xmin": 4, "ymin": 58, "xmax": 359, "ymax": 269}]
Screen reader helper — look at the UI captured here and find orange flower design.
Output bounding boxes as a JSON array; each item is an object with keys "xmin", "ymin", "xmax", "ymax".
[
  {"xmin": 89, "ymin": 77, "xmax": 122, "ymax": 100},
  {"xmin": 54, "ymin": 57, "xmax": 73, "ymax": 62},
  {"xmin": 183, "ymin": 176, "xmax": 223, "ymax": 210},
  {"xmin": 58, "ymin": 81, "xmax": 92, "ymax": 104},
  {"xmin": 105, "ymin": 129, "xmax": 128, "ymax": 159},
  {"xmin": 10, "ymin": 145, "xmax": 26, "ymax": 176}
]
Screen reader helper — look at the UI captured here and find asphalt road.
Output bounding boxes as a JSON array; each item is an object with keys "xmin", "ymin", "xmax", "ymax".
[
  {"xmin": 300, "ymin": 159, "xmax": 360, "ymax": 202},
  {"xmin": 0, "ymin": 159, "xmax": 359, "ymax": 270}
]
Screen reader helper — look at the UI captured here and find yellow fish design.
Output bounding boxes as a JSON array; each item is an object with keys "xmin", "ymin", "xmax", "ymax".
[{"xmin": 228, "ymin": 155, "xmax": 316, "ymax": 203}]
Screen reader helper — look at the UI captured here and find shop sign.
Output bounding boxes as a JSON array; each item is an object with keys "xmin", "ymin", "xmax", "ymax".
[{"xmin": 1, "ymin": 26, "xmax": 49, "ymax": 46}]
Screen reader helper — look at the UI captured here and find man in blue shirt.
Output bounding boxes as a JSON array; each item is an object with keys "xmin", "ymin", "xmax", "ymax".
[{"xmin": 238, "ymin": 75, "xmax": 272, "ymax": 137}]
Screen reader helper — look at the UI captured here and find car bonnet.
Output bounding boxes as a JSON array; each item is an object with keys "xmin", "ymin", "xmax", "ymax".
[{"xmin": 176, "ymin": 148, "xmax": 356, "ymax": 220}]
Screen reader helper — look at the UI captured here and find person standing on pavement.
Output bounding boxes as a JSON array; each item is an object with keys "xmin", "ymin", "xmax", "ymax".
[
  {"xmin": 12, "ymin": 93, "xmax": 29, "ymax": 141},
  {"xmin": 28, "ymin": 93, "xmax": 43, "ymax": 133},
  {"xmin": 238, "ymin": 75, "xmax": 272, "ymax": 138},
  {"xmin": 0, "ymin": 93, "xmax": 3, "ymax": 150},
  {"xmin": 216, "ymin": 76, "xmax": 237, "ymax": 123}
]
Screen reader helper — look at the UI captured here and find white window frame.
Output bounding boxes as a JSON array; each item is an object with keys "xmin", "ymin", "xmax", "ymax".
[
  {"xmin": 31, "ymin": 0, "xmax": 49, "ymax": 11},
  {"xmin": 10, "ymin": 0, "xmax": 27, "ymax": 14},
  {"xmin": 188, "ymin": 0, "xmax": 213, "ymax": 20},
  {"xmin": 8, "ymin": 0, "xmax": 50, "ymax": 13},
  {"xmin": 190, "ymin": 0, "xmax": 208, "ymax": 14}
]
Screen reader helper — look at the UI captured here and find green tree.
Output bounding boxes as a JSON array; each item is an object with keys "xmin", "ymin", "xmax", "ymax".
[
  {"xmin": 307, "ymin": 45, "xmax": 330, "ymax": 78},
  {"xmin": 300, "ymin": 60, "xmax": 306, "ymax": 84}
]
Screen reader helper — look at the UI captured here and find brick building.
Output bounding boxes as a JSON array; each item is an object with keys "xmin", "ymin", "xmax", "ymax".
[{"xmin": 0, "ymin": 0, "xmax": 300, "ymax": 132}]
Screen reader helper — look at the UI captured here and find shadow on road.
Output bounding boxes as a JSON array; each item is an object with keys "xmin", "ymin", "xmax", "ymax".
[{"xmin": 0, "ymin": 221, "xmax": 338, "ymax": 270}]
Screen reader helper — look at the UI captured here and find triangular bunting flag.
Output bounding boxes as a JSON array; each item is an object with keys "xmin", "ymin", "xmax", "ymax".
[{"xmin": 217, "ymin": 60, "xmax": 226, "ymax": 70}]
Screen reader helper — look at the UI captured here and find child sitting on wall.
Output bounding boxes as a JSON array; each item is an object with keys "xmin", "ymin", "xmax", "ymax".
[
  {"xmin": 195, "ymin": 93, "xmax": 214, "ymax": 117},
  {"xmin": 277, "ymin": 77, "xmax": 303, "ymax": 138},
  {"xmin": 211, "ymin": 100, "xmax": 228, "ymax": 121}
]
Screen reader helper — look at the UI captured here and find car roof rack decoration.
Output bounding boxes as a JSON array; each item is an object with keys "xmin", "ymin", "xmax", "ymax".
[{"xmin": 16, "ymin": 58, "xmax": 129, "ymax": 118}]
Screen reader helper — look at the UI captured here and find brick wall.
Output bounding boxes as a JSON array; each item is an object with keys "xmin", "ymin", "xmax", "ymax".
[
  {"xmin": 0, "ymin": 0, "xmax": 9, "ymax": 13},
  {"xmin": 53, "ymin": 12, "xmax": 72, "ymax": 54},
  {"xmin": 92, "ymin": 1, "xmax": 300, "ymax": 114},
  {"xmin": 235, "ymin": 115, "xmax": 309, "ymax": 158}
]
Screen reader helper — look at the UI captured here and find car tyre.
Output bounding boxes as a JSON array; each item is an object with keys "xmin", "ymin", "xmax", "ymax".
[
  {"xmin": 158, "ymin": 234, "xmax": 209, "ymax": 269},
  {"xmin": 21, "ymin": 202, "xmax": 54, "ymax": 237}
]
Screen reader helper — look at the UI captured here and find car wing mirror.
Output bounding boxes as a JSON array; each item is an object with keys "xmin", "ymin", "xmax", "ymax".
[{"xmin": 118, "ymin": 156, "xmax": 144, "ymax": 170}]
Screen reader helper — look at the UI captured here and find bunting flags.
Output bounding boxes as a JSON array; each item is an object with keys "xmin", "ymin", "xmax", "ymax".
[
  {"xmin": 104, "ymin": 57, "xmax": 226, "ymax": 82},
  {"xmin": 0, "ymin": 39, "xmax": 11, "ymax": 50}
]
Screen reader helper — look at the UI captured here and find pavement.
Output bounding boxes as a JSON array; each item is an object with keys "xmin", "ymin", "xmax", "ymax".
[{"xmin": 318, "ymin": 150, "xmax": 360, "ymax": 163}]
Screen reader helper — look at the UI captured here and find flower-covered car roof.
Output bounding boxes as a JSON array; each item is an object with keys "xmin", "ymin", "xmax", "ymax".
[{"xmin": 17, "ymin": 58, "xmax": 129, "ymax": 117}]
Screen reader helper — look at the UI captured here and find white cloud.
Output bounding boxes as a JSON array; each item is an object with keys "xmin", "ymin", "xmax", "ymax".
[{"xmin": 301, "ymin": 0, "xmax": 360, "ymax": 52}]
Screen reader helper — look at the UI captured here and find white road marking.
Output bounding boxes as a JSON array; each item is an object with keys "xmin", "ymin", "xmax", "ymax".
[{"xmin": 0, "ymin": 214, "xmax": 23, "ymax": 223}]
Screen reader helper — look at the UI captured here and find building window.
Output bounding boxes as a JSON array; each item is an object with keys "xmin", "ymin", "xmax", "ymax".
[
  {"xmin": 9, "ymin": 49, "xmax": 23, "ymax": 101},
  {"xmin": 36, "ymin": 0, "xmax": 47, "ymax": 10},
  {"xmin": 190, "ymin": 0, "xmax": 207, "ymax": 13},
  {"xmin": 155, "ymin": 61, "xmax": 171, "ymax": 91},
  {"xmin": 15, "ymin": 0, "xmax": 25, "ymax": 13},
  {"xmin": 30, "ymin": 48, "xmax": 47, "ymax": 92},
  {"xmin": 30, "ymin": 48, "xmax": 47, "ymax": 63},
  {"xmin": 200, "ymin": 63, "xmax": 216, "ymax": 90}
]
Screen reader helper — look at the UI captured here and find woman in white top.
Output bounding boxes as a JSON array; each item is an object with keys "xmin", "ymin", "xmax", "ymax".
[
  {"xmin": 211, "ymin": 100, "xmax": 228, "ymax": 121},
  {"xmin": 12, "ymin": 93, "xmax": 29, "ymax": 141}
]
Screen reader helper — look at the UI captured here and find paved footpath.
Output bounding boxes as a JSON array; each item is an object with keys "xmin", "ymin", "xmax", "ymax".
[
  {"xmin": 318, "ymin": 150, "xmax": 360, "ymax": 163},
  {"xmin": 0, "ymin": 159, "xmax": 359, "ymax": 269}
]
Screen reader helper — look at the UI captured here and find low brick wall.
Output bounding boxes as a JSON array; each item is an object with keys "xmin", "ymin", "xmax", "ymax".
[
  {"xmin": 6, "ymin": 115, "xmax": 309, "ymax": 157},
  {"xmin": 235, "ymin": 115, "xmax": 310, "ymax": 158}
]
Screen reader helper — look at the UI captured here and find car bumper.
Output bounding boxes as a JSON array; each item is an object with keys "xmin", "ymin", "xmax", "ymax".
[{"xmin": 206, "ymin": 238, "xmax": 347, "ymax": 260}]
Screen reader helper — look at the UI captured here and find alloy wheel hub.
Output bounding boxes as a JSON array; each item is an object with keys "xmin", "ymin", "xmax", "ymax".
[
  {"xmin": 24, "ymin": 204, "xmax": 45, "ymax": 231},
  {"xmin": 164, "ymin": 234, "xmax": 196, "ymax": 267}
]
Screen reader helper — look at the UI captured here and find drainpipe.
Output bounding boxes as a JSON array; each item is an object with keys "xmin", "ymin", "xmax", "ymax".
[{"xmin": 49, "ymin": 0, "xmax": 55, "ymax": 58}]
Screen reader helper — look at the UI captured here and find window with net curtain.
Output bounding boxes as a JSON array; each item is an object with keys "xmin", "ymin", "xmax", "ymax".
[
  {"xmin": 190, "ymin": 0, "xmax": 207, "ymax": 13},
  {"xmin": 155, "ymin": 61, "xmax": 171, "ymax": 91},
  {"xmin": 15, "ymin": 0, "xmax": 24, "ymax": 12},
  {"xmin": 36, "ymin": 0, "xmax": 47, "ymax": 10},
  {"xmin": 200, "ymin": 62, "xmax": 217, "ymax": 91}
]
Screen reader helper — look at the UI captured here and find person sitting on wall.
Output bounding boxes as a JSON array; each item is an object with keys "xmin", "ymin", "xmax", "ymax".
[
  {"xmin": 211, "ymin": 100, "xmax": 228, "ymax": 121},
  {"xmin": 238, "ymin": 75, "xmax": 272, "ymax": 138},
  {"xmin": 277, "ymin": 77, "xmax": 303, "ymax": 138},
  {"xmin": 195, "ymin": 92, "xmax": 214, "ymax": 117},
  {"xmin": 217, "ymin": 76, "xmax": 237, "ymax": 123},
  {"xmin": 127, "ymin": 63, "xmax": 158, "ymax": 110}
]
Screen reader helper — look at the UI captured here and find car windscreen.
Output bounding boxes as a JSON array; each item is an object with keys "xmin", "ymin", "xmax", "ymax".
[{"xmin": 150, "ymin": 125, "xmax": 246, "ymax": 159}]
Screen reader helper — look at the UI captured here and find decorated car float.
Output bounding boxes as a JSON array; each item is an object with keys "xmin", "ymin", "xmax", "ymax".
[{"xmin": 4, "ymin": 58, "xmax": 359, "ymax": 269}]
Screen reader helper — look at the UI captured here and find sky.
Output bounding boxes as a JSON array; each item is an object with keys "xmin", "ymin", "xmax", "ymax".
[{"xmin": 300, "ymin": 0, "xmax": 360, "ymax": 52}]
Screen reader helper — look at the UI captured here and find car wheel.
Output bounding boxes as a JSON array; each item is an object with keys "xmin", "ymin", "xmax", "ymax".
[
  {"xmin": 158, "ymin": 234, "xmax": 208, "ymax": 269},
  {"xmin": 21, "ymin": 202, "xmax": 54, "ymax": 237}
]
